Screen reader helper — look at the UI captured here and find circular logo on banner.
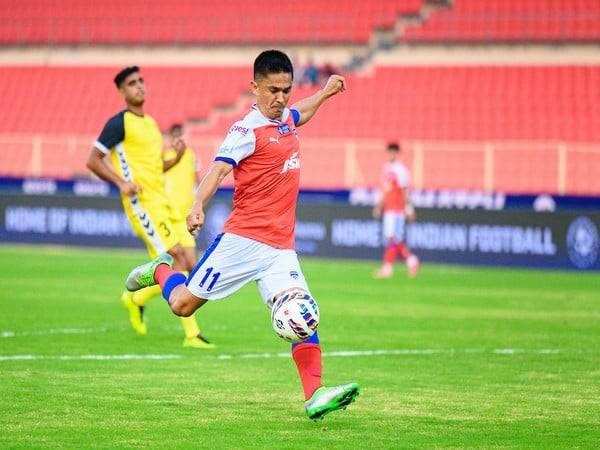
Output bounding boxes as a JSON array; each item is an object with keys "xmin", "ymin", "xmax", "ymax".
[{"xmin": 566, "ymin": 216, "xmax": 599, "ymax": 269}]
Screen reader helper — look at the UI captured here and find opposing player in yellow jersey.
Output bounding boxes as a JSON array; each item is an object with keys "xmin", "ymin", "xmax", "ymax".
[
  {"xmin": 86, "ymin": 66, "xmax": 213, "ymax": 348},
  {"xmin": 163, "ymin": 123, "xmax": 201, "ymax": 269}
]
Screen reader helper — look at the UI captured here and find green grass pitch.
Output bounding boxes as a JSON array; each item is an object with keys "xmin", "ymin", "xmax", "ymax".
[{"xmin": 0, "ymin": 245, "xmax": 599, "ymax": 448}]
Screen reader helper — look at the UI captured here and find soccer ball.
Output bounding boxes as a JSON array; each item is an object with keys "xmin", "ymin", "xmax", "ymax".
[{"xmin": 271, "ymin": 290, "xmax": 319, "ymax": 343}]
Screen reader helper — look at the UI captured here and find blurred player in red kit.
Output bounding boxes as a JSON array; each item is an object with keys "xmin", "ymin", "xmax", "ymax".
[{"xmin": 373, "ymin": 142, "xmax": 419, "ymax": 278}]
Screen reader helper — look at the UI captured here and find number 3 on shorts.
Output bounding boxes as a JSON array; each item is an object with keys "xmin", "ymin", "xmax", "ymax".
[{"xmin": 199, "ymin": 267, "xmax": 221, "ymax": 292}]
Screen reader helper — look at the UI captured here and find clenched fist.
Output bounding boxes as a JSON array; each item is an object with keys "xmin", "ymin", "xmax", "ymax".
[
  {"xmin": 322, "ymin": 74, "xmax": 346, "ymax": 98},
  {"xmin": 186, "ymin": 206, "xmax": 205, "ymax": 236}
]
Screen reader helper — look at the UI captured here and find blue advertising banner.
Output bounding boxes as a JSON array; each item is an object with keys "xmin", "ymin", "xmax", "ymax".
[
  {"xmin": 0, "ymin": 193, "xmax": 598, "ymax": 271},
  {"xmin": 1, "ymin": 176, "xmax": 599, "ymax": 210}
]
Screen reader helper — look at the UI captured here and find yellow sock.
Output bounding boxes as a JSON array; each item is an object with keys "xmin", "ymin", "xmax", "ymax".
[
  {"xmin": 181, "ymin": 314, "xmax": 201, "ymax": 338},
  {"xmin": 131, "ymin": 285, "xmax": 161, "ymax": 307}
]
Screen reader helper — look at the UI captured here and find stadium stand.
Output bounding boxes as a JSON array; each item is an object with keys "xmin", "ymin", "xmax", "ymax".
[
  {"xmin": 0, "ymin": 0, "xmax": 422, "ymax": 45},
  {"xmin": 1, "ymin": 1, "xmax": 598, "ymax": 194},
  {"xmin": 203, "ymin": 66, "xmax": 599, "ymax": 142},
  {"xmin": 2, "ymin": 65, "xmax": 596, "ymax": 141},
  {"xmin": 405, "ymin": 0, "xmax": 600, "ymax": 42},
  {"xmin": 0, "ymin": 66, "xmax": 250, "ymax": 133},
  {"xmin": 0, "ymin": 64, "xmax": 597, "ymax": 194}
]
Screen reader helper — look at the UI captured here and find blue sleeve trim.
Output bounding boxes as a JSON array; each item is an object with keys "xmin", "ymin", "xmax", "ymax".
[
  {"xmin": 291, "ymin": 108, "xmax": 301, "ymax": 126},
  {"xmin": 96, "ymin": 111, "xmax": 125, "ymax": 151},
  {"xmin": 215, "ymin": 156, "xmax": 237, "ymax": 168}
]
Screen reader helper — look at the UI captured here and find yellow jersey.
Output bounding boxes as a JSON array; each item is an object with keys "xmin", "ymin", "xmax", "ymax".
[
  {"xmin": 164, "ymin": 147, "xmax": 197, "ymax": 217},
  {"xmin": 95, "ymin": 110, "xmax": 169, "ymax": 212}
]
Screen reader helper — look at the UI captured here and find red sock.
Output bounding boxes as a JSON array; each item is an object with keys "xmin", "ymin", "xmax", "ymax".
[
  {"xmin": 154, "ymin": 264, "xmax": 177, "ymax": 289},
  {"xmin": 383, "ymin": 243, "xmax": 397, "ymax": 265},
  {"xmin": 292, "ymin": 343, "xmax": 322, "ymax": 400},
  {"xmin": 396, "ymin": 242, "xmax": 411, "ymax": 261}
]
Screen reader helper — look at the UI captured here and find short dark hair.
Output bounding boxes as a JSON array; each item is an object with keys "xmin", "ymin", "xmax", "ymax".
[
  {"xmin": 254, "ymin": 50, "xmax": 293, "ymax": 81},
  {"xmin": 387, "ymin": 142, "xmax": 400, "ymax": 152},
  {"xmin": 114, "ymin": 66, "xmax": 140, "ymax": 88},
  {"xmin": 169, "ymin": 123, "xmax": 183, "ymax": 135}
]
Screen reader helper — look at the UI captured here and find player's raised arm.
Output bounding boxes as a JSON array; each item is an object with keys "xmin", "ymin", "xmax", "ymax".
[
  {"xmin": 186, "ymin": 161, "xmax": 233, "ymax": 236},
  {"xmin": 291, "ymin": 74, "xmax": 346, "ymax": 127}
]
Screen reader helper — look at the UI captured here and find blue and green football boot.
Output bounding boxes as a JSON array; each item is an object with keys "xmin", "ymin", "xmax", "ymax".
[{"xmin": 125, "ymin": 253, "xmax": 174, "ymax": 292}]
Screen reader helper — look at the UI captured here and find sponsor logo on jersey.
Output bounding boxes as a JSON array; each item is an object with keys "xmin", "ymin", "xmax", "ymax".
[
  {"xmin": 277, "ymin": 124, "xmax": 290, "ymax": 135},
  {"xmin": 229, "ymin": 125, "xmax": 249, "ymax": 136},
  {"xmin": 269, "ymin": 136, "xmax": 280, "ymax": 144},
  {"xmin": 566, "ymin": 216, "xmax": 599, "ymax": 269},
  {"xmin": 280, "ymin": 152, "xmax": 300, "ymax": 174}
]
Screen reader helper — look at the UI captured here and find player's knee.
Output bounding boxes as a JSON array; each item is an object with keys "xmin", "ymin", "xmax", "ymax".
[{"xmin": 170, "ymin": 298, "xmax": 194, "ymax": 317}]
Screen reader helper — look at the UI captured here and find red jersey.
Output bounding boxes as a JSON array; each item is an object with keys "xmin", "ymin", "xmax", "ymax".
[
  {"xmin": 215, "ymin": 105, "xmax": 301, "ymax": 249},
  {"xmin": 382, "ymin": 160, "xmax": 410, "ymax": 213}
]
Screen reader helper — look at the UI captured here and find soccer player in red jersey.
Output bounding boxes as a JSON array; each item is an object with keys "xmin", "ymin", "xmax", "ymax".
[
  {"xmin": 373, "ymin": 142, "xmax": 420, "ymax": 278},
  {"xmin": 124, "ymin": 50, "xmax": 359, "ymax": 420}
]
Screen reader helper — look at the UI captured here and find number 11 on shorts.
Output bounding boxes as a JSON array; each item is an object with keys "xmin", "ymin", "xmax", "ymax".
[{"xmin": 200, "ymin": 267, "xmax": 221, "ymax": 292}]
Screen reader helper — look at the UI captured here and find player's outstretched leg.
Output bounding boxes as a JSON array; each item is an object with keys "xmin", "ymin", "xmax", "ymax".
[
  {"xmin": 125, "ymin": 253, "xmax": 206, "ymax": 318},
  {"xmin": 290, "ymin": 331, "xmax": 360, "ymax": 420}
]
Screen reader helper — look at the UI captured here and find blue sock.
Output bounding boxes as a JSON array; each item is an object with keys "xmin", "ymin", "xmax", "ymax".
[
  {"xmin": 162, "ymin": 273, "xmax": 186, "ymax": 303},
  {"xmin": 291, "ymin": 331, "xmax": 320, "ymax": 350}
]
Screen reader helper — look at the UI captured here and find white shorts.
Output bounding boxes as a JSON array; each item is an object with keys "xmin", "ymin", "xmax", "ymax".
[
  {"xmin": 185, "ymin": 232, "xmax": 310, "ymax": 307},
  {"xmin": 382, "ymin": 211, "xmax": 406, "ymax": 242}
]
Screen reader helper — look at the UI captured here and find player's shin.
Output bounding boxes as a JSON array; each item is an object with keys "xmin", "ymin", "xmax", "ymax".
[
  {"xmin": 395, "ymin": 242, "xmax": 411, "ymax": 261},
  {"xmin": 180, "ymin": 315, "xmax": 200, "ymax": 338},
  {"xmin": 132, "ymin": 285, "xmax": 161, "ymax": 306},
  {"xmin": 383, "ymin": 242, "xmax": 397, "ymax": 264},
  {"xmin": 291, "ymin": 332, "xmax": 323, "ymax": 400},
  {"xmin": 155, "ymin": 264, "xmax": 186, "ymax": 304}
]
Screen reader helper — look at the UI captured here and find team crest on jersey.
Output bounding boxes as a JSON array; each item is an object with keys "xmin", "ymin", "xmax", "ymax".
[{"xmin": 277, "ymin": 124, "xmax": 290, "ymax": 135}]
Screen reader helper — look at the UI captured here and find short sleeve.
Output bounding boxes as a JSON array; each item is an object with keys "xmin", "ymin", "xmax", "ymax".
[
  {"xmin": 395, "ymin": 164, "xmax": 410, "ymax": 188},
  {"xmin": 214, "ymin": 122, "xmax": 256, "ymax": 167},
  {"xmin": 95, "ymin": 112, "xmax": 125, "ymax": 154},
  {"xmin": 290, "ymin": 108, "xmax": 301, "ymax": 126}
]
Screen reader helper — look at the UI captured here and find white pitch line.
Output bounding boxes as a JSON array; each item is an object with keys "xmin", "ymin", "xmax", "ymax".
[
  {"xmin": 217, "ymin": 348, "xmax": 561, "ymax": 360},
  {"xmin": 0, "ymin": 354, "xmax": 181, "ymax": 361},
  {"xmin": 0, "ymin": 324, "xmax": 247, "ymax": 338},
  {"xmin": 0, "ymin": 348, "xmax": 563, "ymax": 363},
  {"xmin": 0, "ymin": 327, "xmax": 110, "ymax": 338},
  {"xmin": 493, "ymin": 348, "xmax": 561, "ymax": 355}
]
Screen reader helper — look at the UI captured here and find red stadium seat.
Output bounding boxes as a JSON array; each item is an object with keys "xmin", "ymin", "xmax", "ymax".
[
  {"xmin": 0, "ymin": 65, "xmax": 598, "ymax": 194},
  {"xmin": 404, "ymin": 0, "xmax": 600, "ymax": 42},
  {"xmin": 0, "ymin": 66, "xmax": 251, "ymax": 134},
  {"xmin": 0, "ymin": 0, "xmax": 422, "ymax": 45}
]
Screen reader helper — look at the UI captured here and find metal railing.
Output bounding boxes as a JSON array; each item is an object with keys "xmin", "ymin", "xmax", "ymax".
[{"xmin": 0, "ymin": 133, "xmax": 598, "ymax": 195}]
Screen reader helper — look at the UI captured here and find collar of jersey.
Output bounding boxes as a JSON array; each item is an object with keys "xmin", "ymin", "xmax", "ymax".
[{"xmin": 251, "ymin": 103, "xmax": 285, "ymax": 124}]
